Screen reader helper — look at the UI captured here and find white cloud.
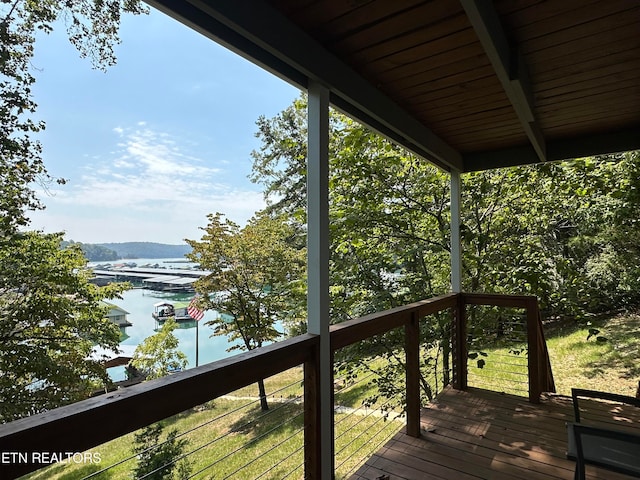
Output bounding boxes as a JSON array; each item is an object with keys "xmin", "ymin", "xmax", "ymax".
[{"xmin": 32, "ymin": 125, "xmax": 267, "ymax": 243}]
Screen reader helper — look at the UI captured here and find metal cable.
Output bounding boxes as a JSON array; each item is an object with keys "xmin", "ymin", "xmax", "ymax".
[
  {"xmin": 187, "ymin": 409, "xmax": 304, "ymax": 478},
  {"xmin": 221, "ymin": 426, "xmax": 304, "ymax": 479}
]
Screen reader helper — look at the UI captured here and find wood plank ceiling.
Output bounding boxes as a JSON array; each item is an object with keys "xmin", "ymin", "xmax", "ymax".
[{"xmin": 147, "ymin": 0, "xmax": 640, "ymax": 172}]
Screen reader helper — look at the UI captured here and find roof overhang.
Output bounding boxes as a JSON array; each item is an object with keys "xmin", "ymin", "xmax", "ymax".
[{"xmin": 145, "ymin": 0, "xmax": 640, "ymax": 172}]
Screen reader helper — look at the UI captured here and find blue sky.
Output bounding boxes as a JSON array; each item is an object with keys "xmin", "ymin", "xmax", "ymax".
[{"xmin": 28, "ymin": 6, "xmax": 300, "ymax": 245}]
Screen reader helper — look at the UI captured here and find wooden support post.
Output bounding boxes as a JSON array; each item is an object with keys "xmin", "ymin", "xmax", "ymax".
[
  {"xmin": 526, "ymin": 298, "xmax": 541, "ymax": 403},
  {"xmin": 452, "ymin": 294, "xmax": 467, "ymax": 390},
  {"xmin": 306, "ymin": 81, "xmax": 333, "ymax": 478},
  {"xmin": 450, "ymin": 170, "xmax": 462, "ymax": 293},
  {"xmin": 405, "ymin": 311, "xmax": 420, "ymax": 437},
  {"xmin": 304, "ymin": 344, "xmax": 321, "ymax": 479}
]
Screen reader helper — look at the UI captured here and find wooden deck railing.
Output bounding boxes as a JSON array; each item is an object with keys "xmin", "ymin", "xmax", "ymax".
[
  {"xmin": 462, "ymin": 293, "xmax": 556, "ymax": 403},
  {"xmin": 0, "ymin": 292, "xmax": 555, "ymax": 479}
]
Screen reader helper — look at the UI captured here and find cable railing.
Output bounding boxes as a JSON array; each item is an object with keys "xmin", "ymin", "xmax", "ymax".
[
  {"xmin": 333, "ymin": 342, "xmax": 405, "ymax": 479},
  {"xmin": 461, "ymin": 293, "xmax": 556, "ymax": 402},
  {"xmin": 25, "ymin": 371, "xmax": 307, "ymax": 479},
  {"xmin": 465, "ymin": 305, "xmax": 530, "ymax": 396},
  {"xmin": 0, "ymin": 293, "xmax": 554, "ymax": 479}
]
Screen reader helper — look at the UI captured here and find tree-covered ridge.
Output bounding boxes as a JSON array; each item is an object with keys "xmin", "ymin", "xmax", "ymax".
[
  {"xmin": 97, "ymin": 242, "xmax": 192, "ymax": 259},
  {"xmin": 60, "ymin": 241, "xmax": 119, "ymax": 261},
  {"xmin": 59, "ymin": 241, "xmax": 192, "ymax": 261}
]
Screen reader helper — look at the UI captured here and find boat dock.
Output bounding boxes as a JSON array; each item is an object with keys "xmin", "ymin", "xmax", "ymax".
[{"xmin": 91, "ymin": 266, "xmax": 210, "ymax": 292}]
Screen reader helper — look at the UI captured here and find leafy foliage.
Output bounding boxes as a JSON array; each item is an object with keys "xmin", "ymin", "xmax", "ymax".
[
  {"xmin": 0, "ymin": 0, "xmax": 146, "ymax": 421},
  {"xmin": 131, "ymin": 318, "xmax": 188, "ymax": 380},
  {"xmin": 249, "ymin": 95, "xmax": 640, "ymax": 409},
  {"xmin": 0, "ymin": 232, "xmax": 127, "ymax": 422},
  {"xmin": 133, "ymin": 423, "xmax": 191, "ymax": 480},
  {"xmin": 186, "ymin": 212, "xmax": 306, "ymax": 352}
]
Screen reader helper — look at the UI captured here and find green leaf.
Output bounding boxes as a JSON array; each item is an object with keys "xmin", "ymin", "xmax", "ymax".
[{"xmin": 587, "ymin": 328, "xmax": 600, "ymax": 341}]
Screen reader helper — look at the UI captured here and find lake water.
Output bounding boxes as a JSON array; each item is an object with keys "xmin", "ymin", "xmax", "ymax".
[{"xmin": 92, "ymin": 258, "xmax": 242, "ymax": 380}]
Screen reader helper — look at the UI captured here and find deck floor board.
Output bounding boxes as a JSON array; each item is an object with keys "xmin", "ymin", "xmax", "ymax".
[{"xmin": 350, "ymin": 387, "xmax": 639, "ymax": 480}]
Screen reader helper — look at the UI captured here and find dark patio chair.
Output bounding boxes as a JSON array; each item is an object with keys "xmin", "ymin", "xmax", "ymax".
[
  {"xmin": 571, "ymin": 424, "xmax": 640, "ymax": 479},
  {"xmin": 568, "ymin": 388, "xmax": 640, "ymax": 479}
]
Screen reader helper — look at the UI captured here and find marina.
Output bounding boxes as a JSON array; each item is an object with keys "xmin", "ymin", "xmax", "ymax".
[
  {"xmin": 91, "ymin": 265, "xmax": 210, "ymax": 292},
  {"xmin": 90, "ymin": 259, "xmax": 278, "ymax": 384},
  {"xmin": 104, "ymin": 288, "xmax": 239, "ymax": 381}
]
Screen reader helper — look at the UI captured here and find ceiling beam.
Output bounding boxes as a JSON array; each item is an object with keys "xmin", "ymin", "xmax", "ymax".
[
  {"xmin": 145, "ymin": 0, "xmax": 463, "ymax": 172},
  {"xmin": 461, "ymin": 0, "xmax": 547, "ymax": 163},
  {"xmin": 462, "ymin": 126, "xmax": 640, "ymax": 171}
]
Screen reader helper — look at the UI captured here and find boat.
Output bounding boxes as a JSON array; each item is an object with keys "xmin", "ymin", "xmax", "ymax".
[{"xmin": 152, "ymin": 301, "xmax": 197, "ymax": 322}]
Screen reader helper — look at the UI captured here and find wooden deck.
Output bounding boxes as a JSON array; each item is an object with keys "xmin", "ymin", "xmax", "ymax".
[{"xmin": 351, "ymin": 387, "xmax": 640, "ymax": 480}]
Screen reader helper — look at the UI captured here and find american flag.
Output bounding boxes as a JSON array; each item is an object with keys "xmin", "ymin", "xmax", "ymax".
[{"xmin": 187, "ymin": 297, "xmax": 205, "ymax": 321}]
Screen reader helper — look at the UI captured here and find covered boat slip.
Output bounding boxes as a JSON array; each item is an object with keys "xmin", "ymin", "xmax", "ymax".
[
  {"xmin": 352, "ymin": 387, "xmax": 640, "ymax": 480},
  {"xmin": 92, "ymin": 266, "xmax": 208, "ymax": 292}
]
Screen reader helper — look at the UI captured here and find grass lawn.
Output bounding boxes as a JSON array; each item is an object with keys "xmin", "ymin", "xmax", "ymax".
[
  {"xmin": 21, "ymin": 367, "xmax": 403, "ymax": 480},
  {"xmin": 545, "ymin": 312, "xmax": 640, "ymax": 397},
  {"xmin": 467, "ymin": 311, "xmax": 640, "ymax": 398}
]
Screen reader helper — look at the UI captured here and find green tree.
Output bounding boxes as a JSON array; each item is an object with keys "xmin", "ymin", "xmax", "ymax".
[
  {"xmin": 546, "ymin": 152, "xmax": 640, "ymax": 315},
  {"xmin": 252, "ymin": 97, "xmax": 451, "ymax": 314},
  {"xmin": 133, "ymin": 423, "xmax": 191, "ymax": 480},
  {"xmin": 131, "ymin": 318, "xmax": 188, "ymax": 380},
  {"xmin": 0, "ymin": 232, "xmax": 128, "ymax": 422},
  {"xmin": 251, "ymin": 99, "xmax": 454, "ymax": 407},
  {"xmin": 0, "ymin": 0, "xmax": 147, "ymax": 421},
  {"xmin": 249, "ymin": 96, "xmax": 640, "ymax": 409},
  {"xmin": 186, "ymin": 212, "xmax": 306, "ymax": 410}
]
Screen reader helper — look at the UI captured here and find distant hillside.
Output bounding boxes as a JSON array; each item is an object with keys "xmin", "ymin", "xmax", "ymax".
[
  {"xmin": 62, "ymin": 241, "xmax": 119, "ymax": 261},
  {"xmin": 97, "ymin": 242, "xmax": 192, "ymax": 259}
]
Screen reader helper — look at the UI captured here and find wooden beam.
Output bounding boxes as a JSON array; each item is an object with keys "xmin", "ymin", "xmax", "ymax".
[
  {"xmin": 461, "ymin": 0, "xmax": 547, "ymax": 162},
  {"xmin": 144, "ymin": 0, "xmax": 463, "ymax": 172},
  {"xmin": 304, "ymin": 342, "xmax": 321, "ymax": 480},
  {"xmin": 462, "ymin": 126, "xmax": 640, "ymax": 171}
]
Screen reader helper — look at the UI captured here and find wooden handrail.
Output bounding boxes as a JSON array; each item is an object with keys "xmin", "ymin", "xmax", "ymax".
[
  {"xmin": 330, "ymin": 294, "xmax": 457, "ymax": 350},
  {"xmin": 0, "ymin": 334, "xmax": 319, "ymax": 479},
  {"xmin": 458, "ymin": 293, "xmax": 556, "ymax": 403},
  {"xmin": 462, "ymin": 292, "xmax": 535, "ymax": 308}
]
